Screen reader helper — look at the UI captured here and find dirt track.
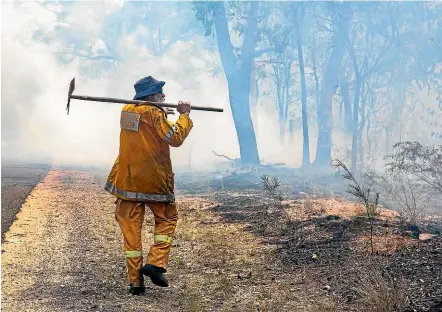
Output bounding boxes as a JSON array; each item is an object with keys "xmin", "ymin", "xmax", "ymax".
[
  {"xmin": 1, "ymin": 169, "xmax": 312, "ymax": 311},
  {"xmin": 2, "ymin": 168, "xmax": 442, "ymax": 312}
]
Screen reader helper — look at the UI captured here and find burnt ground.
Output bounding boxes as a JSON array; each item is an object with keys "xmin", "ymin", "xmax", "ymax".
[
  {"xmin": 1, "ymin": 159, "xmax": 51, "ymax": 240},
  {"xmin": 1, "ymin": 165, "xmax": 442, "ymax": 312},
  {"xmin": 176, "ymin": 168, "xmax": 442, "ymax": 312},
  {"xmin": 208, "ymin": 192, "xmax": 442, "ymax": 312}
]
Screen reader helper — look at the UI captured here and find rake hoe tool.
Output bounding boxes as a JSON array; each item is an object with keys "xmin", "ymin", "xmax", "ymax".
[{"xmin": 66, "ymin": 78, "xmax": 224, "ymax": 115}]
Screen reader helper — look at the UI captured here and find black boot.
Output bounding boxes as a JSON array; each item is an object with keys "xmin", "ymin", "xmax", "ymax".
[
  {"xmin": 128, "ymin": 283, "xmax": 146, "ymax": 296},
  {"xmin": 141, "ymin": 264, "xmax": 169, "ymax": 287}
]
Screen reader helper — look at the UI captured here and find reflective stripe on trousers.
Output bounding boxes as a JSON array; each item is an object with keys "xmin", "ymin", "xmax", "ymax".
[
  {"xmin": 126, "ymin": 250, "xmax": 143, "ymax": 258},
  {"xmin": 154, "ymin": 234, "xmax": 173, "ymax": 244},
  {"xmin": 115, "ymin": 199, "xmax": 178, "ymax": 286}
]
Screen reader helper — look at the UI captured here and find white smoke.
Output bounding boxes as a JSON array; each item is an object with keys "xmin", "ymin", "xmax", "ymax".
[{"xmin": 2, "ymin": 1, "xmax": 438, "ymax": 173}]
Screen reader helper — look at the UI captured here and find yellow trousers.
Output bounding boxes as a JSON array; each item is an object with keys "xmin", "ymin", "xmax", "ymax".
[{"xmin": 115, "ymin": 199, "xmax": 178, "ymax": 286}]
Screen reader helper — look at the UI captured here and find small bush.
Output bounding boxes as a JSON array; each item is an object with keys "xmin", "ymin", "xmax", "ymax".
[
  {"xmin": 385, "ymin": 141, "xmax": 442, "ymax": 193},
  {"xmin": 260, "ymin": 174, "xmax": 303, "ymax": 246},
  {"xmin": 332, "ymin": 159, "xmax": 379, "ymax": 253}
]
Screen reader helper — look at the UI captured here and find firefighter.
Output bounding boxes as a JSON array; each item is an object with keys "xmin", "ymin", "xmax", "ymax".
[{"xmin": 105, "ymin": 76, "xmax": 193, "ymax": 295}]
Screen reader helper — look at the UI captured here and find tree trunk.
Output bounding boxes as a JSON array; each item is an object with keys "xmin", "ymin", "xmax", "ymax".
[
  {"xmin": 340, "ymin": 77, "xmax": 353, "ymax": 133},
  {"xmin": 213, "ymin": 2, "xmax": 261, "ymax": 166},
  {"xmin": 297, "ymin": 32, "xmax": 310, "ymax": 167},
  {"xmin": 249, "ymin": 67, "xmax": 259, "ymax": 138},
  {"xmin": 358, "ymin": 82, "xmax": 367, "ymax": 169},
  {"xmin": 279, "ymin": 112, "xmax": 285, "ymax": 142},
  {"xmin": 277, "ymin": 74, "xmax": 285, "ymax": 142},
  {"xmin": 227, "ymin": 74, "xmax": 260, "ymax": 166},
  {"xmin": 351, "ymin": 74, "xmax": 362, "ymax": 173},
  {"xmin": 311, "ymin": 35, "xmax": 320, "ymax": 124},
  {"xmin": 283, "ymin": 63, "xmax": 291, "ymax": 140},
  {"xmin": 314, "ymin": 13, "xmax": 348, "ymax": 167},
  {"xmin": 366, "ymin": 88, "xmax": 373, "ymax": 165}
]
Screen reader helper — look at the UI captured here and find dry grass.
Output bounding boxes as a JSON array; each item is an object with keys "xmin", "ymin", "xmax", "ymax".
[
  {"xmin": 311, "ymin": 298, "xmax": 343, "ymax": 312},
  {"xmin": 354, "ymin": 269, "xmax": 408, "ymax": 312},
  {"xmin": 180, "ymin": 282, "xmax": 205, "ymax": 312},
  {"xmin": 303, "ymin": 193, "xmax": 314, "ymax": 213}
]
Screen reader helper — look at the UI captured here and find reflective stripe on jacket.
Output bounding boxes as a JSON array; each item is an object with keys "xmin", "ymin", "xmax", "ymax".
[{"xmin": 105, "ymin": 104, "xmax": 193, "ymax": 202}]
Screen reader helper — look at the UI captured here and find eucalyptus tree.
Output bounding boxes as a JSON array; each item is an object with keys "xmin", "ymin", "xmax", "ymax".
[
  {"xmin": 193, "ymin": 1, "xmax": 276, "ymax": 166},
  {"xmin": 290, "ymin": 2, "xmax": 310, "ymax": 168},
  {"xmin": 259, "ymin": 3, "xmax": 294, "ymax": 142},
  {"xmin": 314, "ymin": 2, "xmax": 350, "ymax": 168},
  {"xmin": 264, "ymin": 2, "xmax": 311, "ymax": 167}
]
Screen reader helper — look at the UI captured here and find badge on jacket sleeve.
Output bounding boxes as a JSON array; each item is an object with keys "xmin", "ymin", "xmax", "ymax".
[{"xmin": 120, "ymin": 112, "xmax": 141, "ymax": 131}]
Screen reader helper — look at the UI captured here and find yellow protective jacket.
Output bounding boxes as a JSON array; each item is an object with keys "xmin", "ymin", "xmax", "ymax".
[{"xmin": 105, "ymin": 104, "xmax": 193, "ymax": 203}]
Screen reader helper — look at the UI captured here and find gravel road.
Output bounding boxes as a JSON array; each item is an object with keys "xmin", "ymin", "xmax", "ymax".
[{"xmin": 0, "ymin": 169, "xmax": 313, "ymax": 312}]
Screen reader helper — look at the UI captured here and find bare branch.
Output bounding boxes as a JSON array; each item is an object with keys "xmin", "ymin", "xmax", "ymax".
[{"xmin": 252, "ymin": 47, "xmax": 275, "ymax": 58}]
